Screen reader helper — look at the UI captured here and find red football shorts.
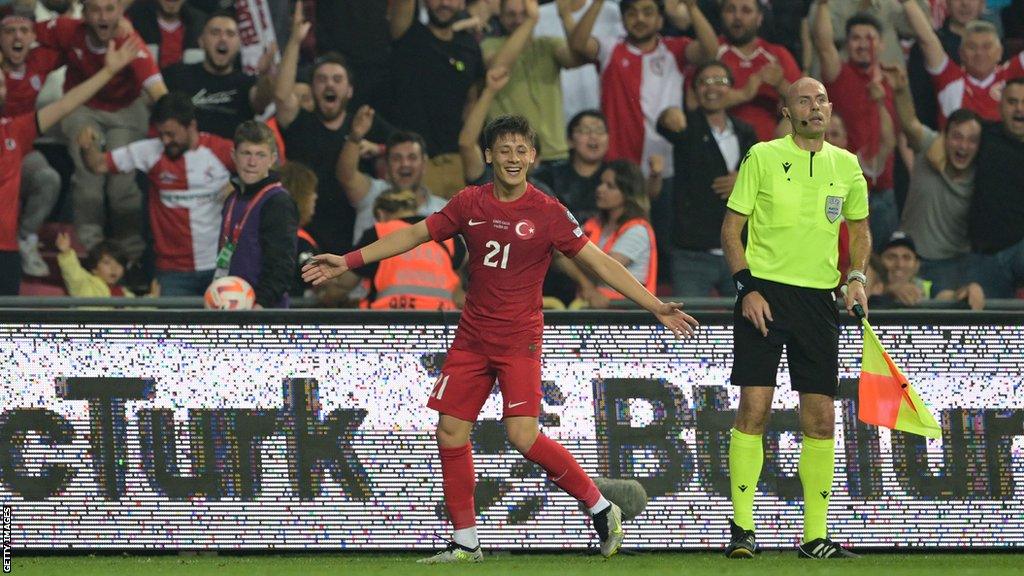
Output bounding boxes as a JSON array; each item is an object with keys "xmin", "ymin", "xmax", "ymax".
[{"xmin": 426, "ymin": 348, "xmax": 542, "ymax": 421}]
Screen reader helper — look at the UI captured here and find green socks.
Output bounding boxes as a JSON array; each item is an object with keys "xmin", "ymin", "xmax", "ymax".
[
  {"xmin": 728, "ymin": 428, "xmax": 764, "ymax": 532},
  {"xmin": 798, "ymin": 435, "xmax": 835, "ymax": 543}
]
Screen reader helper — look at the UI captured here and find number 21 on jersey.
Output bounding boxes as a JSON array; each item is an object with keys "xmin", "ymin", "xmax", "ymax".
[{"xmin": 483, "ymin": 241, "xmax": 510, "ymax": 269}]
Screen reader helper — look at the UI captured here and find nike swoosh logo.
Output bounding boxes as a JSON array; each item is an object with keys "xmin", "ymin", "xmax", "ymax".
[
  {"xmin": 507, "ymin": 401, "xmax": 527, "ymax": 408},
  {"xmin": 468, "ymin": 219, "xmax": 486, "ymax": 226},
  {"xmin": 551, "ymin": 469, "xmax": 568, "ymax": 482}
]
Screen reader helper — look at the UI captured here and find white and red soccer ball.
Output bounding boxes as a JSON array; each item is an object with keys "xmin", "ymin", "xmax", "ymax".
[{"xmin": 204, "ymin": 276, "xmax": 256, "ymax": 310}]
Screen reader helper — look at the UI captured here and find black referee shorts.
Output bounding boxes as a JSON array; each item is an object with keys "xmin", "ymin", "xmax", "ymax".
[{"xmin": 730, "ymin": 278, "xmax": 840, "ymax": 397}]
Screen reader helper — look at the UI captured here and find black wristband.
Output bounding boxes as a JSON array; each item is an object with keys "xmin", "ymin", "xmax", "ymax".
[{"xmin": 733, "ymin": 268, "xmax": 757, "ymax": 301}]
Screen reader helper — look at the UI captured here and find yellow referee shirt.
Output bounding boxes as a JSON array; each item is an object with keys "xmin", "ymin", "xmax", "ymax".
[{"xmin": 727, "ymin": 134, "xmax": 869, "ymax": 289}]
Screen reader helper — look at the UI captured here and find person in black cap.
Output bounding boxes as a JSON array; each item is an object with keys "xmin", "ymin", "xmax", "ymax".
[{"xmin": 878, "ymin": 230, "xmax": 984, "ymax": 309}]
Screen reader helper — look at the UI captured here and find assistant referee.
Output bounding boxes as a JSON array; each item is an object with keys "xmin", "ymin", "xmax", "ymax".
[{"xmin": 720, "ymin": 77, "xmax": 870, "ymax": 560}]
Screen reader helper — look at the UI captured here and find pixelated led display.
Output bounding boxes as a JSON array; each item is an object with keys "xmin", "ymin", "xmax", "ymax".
[{"xmin": 0, "ymin": 315, "xmax": 1021, "ymax": 550}]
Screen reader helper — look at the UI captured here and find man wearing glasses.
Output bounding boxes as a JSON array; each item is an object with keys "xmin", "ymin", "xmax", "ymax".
[{"xmin": 656, "ymin": 61, "xmax": 758, "ymax": 297}]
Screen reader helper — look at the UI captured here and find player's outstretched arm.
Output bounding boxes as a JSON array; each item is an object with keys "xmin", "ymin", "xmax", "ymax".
[
  {"xmin": 572, "ymin": 242, "xmax": 698, "ymax": 338},
  {"xmin": 301, "ymin": 220, "xmax": 432, "ymax": 286}
]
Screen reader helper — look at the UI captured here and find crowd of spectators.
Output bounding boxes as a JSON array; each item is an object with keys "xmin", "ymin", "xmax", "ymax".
[{"xmin": 1, "ymin": 0, "xmax": 1023, "ymax": 309}]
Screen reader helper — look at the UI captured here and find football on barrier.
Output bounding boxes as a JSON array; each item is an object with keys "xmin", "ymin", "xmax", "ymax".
[{"xmin": 203, "ymin": 276, "xmax": 256, "ymax": 310}]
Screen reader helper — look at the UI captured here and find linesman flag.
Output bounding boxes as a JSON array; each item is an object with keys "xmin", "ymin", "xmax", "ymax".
[{"xmin": 845, "ymin": 289, "xmax": 942, "ymax": 438}]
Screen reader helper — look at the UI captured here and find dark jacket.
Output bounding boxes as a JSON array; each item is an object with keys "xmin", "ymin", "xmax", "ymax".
[
  {"xmin": 223, "ymin": 173, "xmax": 299, "ymax": 308},
  {"xmin": 658, "ymin": 111, "xmax": 758, "ymax": 251},
  {"xmin": 127, "ymin": 2, "xmax": 206, "ymax": 57}
]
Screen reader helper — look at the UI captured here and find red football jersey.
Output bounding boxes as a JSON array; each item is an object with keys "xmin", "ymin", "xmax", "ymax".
[
  {"xmin": 1, "ymin": 47, "xmax": 65, "ymax": 116},
  {"xmin": 717, "ymin": 38, "xmax": 801, "ymax": 142},
  {"xmin": 0, "ymin": 113, "xmax": 39, "ymax": 250},
  {"xmin": 426, "ymin": 183, "xmax": 588, "ymax": 358},
  {"xmin": 930, "ymin": 52, "xmax": 1024, "ymax": 125},
  {"xmin": 34, "ymin": 17, "xmax": 162, "ymax": 112}
]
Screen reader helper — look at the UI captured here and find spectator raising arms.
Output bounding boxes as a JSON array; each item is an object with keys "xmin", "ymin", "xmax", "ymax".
[
  {"xmin": 0, "ymin": 36, "xmax": 149, "ymax": 295},
  {"xmin": 37, "ymin": 0, "xmax": 169, "ymax": 262}
]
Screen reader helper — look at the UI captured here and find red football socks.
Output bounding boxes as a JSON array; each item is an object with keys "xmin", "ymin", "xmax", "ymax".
[
  {"xmin": 439, "ymin": 443, "xmax": 477, "ymax": 529},
  {"xmin": 524, "ymin": 433, "xmax": 601, "ymax": 508}
]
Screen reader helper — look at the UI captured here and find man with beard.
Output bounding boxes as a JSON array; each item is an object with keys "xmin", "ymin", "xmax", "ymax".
[
  {"xmin": 569, "ymin": 0, "xmax": 717, "ymax": 179},
  {"xmin": 813, "ymin": 3, "xmax": 898, "ymax": 250},
  {"xmin": 0, "ymin": 9, "xmax": 64, "ymax": 278},
  {"xmin": 34, "ymin": 0, "xmax": 169, "ymax": 263},
  {"xmin": 716, "ymin": 0, "xmax": 800, "ymax": 142},
  {"xmin": 888, "ymin": 64, "xmax": 982, "ymax": 295},
  {"xmin": 19, "ymin": 0, "xmax": 80, "ymax": 109},
  {"xmin": 338, "ymin": 106, "xmax": 448, "ymax": 246},
  {"xmin": 658, "ymin": 61, "xmax": 757, "ymax": 297},
  {"xmin": 126, "ymin": 0, "xmax": 206, "ymax": 69},
  {"xmin": 77, "ymin": 92, "xmax": 235, "ymax": 296},
  {"xmin": 275, "ymin": 3, "xmax": 395, "ymax": 255},
  {"xmin": 903, "ymin": 0, "xmax": 1024, "ymax": 125},
  {"xmin": 386, "ymin": 0, "xmax": 486, "ymax": 199},
  {"xmin": 163, "ymin": 11, "xmax": 274, "ymax": 139}
]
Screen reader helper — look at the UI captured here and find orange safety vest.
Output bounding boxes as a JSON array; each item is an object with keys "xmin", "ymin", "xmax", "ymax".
[
  {"xmin": 583, "ymin": 217, "xmax": 658, "ymax": 299},
  {"xmin": 361, "ymin": 219, "xmax": 460, "ymax": 310}
]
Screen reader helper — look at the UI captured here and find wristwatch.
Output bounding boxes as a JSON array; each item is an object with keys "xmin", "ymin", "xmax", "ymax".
[{"xmin": 846, "ymin": 269, "xmax": 867, "ymax": 286}]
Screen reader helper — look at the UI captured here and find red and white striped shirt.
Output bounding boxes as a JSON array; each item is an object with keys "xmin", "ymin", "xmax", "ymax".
[
  {"xmin": 596, "ymin": 35, "xmax": 692, "ymax": 178},
  {"xmin": 106, "ymin": 133, "xmax": 234, "ymax": 272},
  {"xmin": 930, "ymin": 52, "xmax": 1024, "ymax": 125}
]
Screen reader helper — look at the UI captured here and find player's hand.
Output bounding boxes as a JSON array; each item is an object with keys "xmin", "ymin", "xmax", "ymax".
[
  {"xmin": 77, "ymin": 126, "xmax": 99, "ymax": 150},
  {"xmin": 350, "ymin": 105, "xmax": 375, "ymax": 141},
  {"xmin": 486, "ymin": 66, "xmax": 511, "ymax": 93},
  {"xmin": 104, "ymin": 37, "xmax": 143, "ymax": 75},
  {"xmin": 149, "ymin": 279, "xmax": 161, "ymax": 298},
  {"xmin": 655, "ymin": 301, "xmax": 699, "ymax": 338},
  {"xmin": 741, "ymin": 291, "xmax": 772, "ymax": 337},
  {"xmin": 844, "ymin": 279, "xmax": 869, "ymax": 317},
  {"xmin": 55, "ymin": 232, "xmax": 72, "ymax": 254},
  {"xmin": 301, "ymin": 253, "xmax": 349, "ymax": 286},
  {"xmin": 712, "ymin": 172, "xmax": 737, "ymax": 199},
  {"xmin": 115, "ymin": 16, "xmax": 135, "ymax": 39},
  {"xmin": 886, "ymin": 281, "xmax": 921, "ymax": 307}
]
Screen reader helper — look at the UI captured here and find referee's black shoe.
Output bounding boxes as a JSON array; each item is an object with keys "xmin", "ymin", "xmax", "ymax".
[
  {"xmin": 724, "ymin": 519, "xmax": 758, "ymax": 558},
  {"xmin": 797, "ymin": 537, "xmax": 858, "ymax": 559}
]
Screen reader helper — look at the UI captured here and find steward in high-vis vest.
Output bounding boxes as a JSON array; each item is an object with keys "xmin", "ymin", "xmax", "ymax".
[
  {"xmin": 352, "ymin": 189, "xmax": 465, "ymax": 309},
  {"xmin": 581, "ymin": 160, "xmax": 657, "ymax": 301}
]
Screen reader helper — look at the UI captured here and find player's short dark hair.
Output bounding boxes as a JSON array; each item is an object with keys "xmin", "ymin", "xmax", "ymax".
[
  {"xmin": 945, "ymin": 108, "xmax": 982, "ymax": 133},
  {"xmin": 483, "ymin": 114, "xmax": 536, "ymax": 151},
  {"xmin": 620, "ymin": 0, "xmax": 665, "ymax": 17},
  {"xmin": 386, "ymin": 131, "xmax": 428, "ymax": 157},
  {"xmin": 312, "ymin": 51, "xmax": 354, "ymax": 85},
  {"xmin": 692, "ymin": 60, "xmax": 734, "ymax": 89},
  {"xmin": 845, "ymin": 12, "xmax": 884, "ymax": 37},
  {"xmin": 83, "ymin": 241, "xmax": 125, "ymax": 272},
  {"xmin": 601, "ymin": 159, "xmax": 649, "ymax": 226},
  {"xmin": 566, "ymin": 109, "xmax": 607, "ymax": 140},
  {"xmin": 233, "ymin": 120, "xmax": 277, "ymax": 151},
  {"xmin": 151, "ymin": 92, "xmax": 196, "ymax": 126}
]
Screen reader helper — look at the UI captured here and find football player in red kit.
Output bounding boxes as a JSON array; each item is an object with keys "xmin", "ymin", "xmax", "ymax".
[{"xmin": 303, "ymin": 115, "xmax": 698, "ymax": 563}]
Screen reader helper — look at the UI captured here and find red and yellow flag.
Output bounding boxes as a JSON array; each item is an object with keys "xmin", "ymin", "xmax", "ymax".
[{"xmin": 858, "ymin": 319, "xmax": 941, "ymax": 438}]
